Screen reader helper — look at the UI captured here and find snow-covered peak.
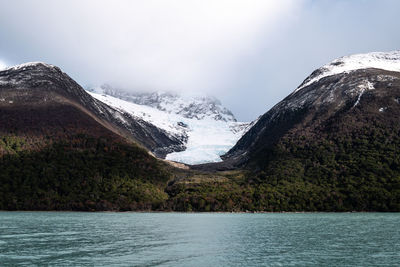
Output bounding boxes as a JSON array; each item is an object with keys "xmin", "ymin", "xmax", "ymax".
[
  {"xmin": 90, "ymin": 85, "xmax": 237, "ymax": 122},
  {"xmin": 295, "ymin": 50, "xmax": 400, "ymax": 93},
  {"xmin": 1, "ymin": 62, "xmax": 57, "ymax": 72},
  {"xmin": 0, "ymin": 62, "xmax": 66, "ymax": 88}
]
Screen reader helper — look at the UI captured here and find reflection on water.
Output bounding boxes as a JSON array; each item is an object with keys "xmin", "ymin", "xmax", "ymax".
[{"xmin": 0, "ymin": 212, "xmax": 399, "ymax": 266}]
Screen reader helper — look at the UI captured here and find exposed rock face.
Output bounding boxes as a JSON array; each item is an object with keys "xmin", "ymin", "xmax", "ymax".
[
  {"xmin": 0, "ymin": 62, "xmax": 185, "ymax": 157},
  {"xmin": 223, "ymin": 51, "xmax": 400, "ymax": 167}
]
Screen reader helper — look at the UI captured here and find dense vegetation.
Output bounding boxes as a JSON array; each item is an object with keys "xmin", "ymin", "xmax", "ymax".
[
  {"xmin": 1, "ymin": 121, "xmax": 399, "ymax": 212},
  {"xmin": 165, "ymin": 120, "xmax": 400, "ymax": 212},
  {"xmin": 0, "ymin": 135, "xmax": 170, "ymax": 211}
]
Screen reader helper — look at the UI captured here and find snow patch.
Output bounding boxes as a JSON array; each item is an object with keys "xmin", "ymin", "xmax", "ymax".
[
  {"xmin": 352, "ymin": 81, "xmax": 374, "ymax": 108},
  {"xmin": 112, "ymin": 111, "xmax": 129, "ymax": 125}
]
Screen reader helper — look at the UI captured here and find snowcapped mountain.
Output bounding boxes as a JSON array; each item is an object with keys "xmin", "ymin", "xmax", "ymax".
[
  {"xmin": 88, "ymin": 86, "xmax": 251, "ymax": 165},
  {"xmin": 100, "ymin": 84, "xmax": 236, "ymax": 122},
  {"xmin": 0, "ymin": 62, "xmax": 186, "ymax": 158},
  {"xmin": 223, "ymin": 50, "xmax": 400, "ymax": 167}
]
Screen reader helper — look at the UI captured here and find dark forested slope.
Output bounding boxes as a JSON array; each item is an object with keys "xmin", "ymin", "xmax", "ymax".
[
  {"xmin": 0, "ymin": 63, "xmax": 175, "ymax": 210},
  {"xmin": 219, "ymin": 52, "xmax": 400, "ymax": 211}
]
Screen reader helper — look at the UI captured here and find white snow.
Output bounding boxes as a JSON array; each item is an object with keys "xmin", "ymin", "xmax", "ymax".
[
  {"xmin": 0, "ymin": 62, "xmax": 59, "ymax": 87},
  {"xmin": 2, "ymin": 62, "xmax": 56, "ymax": 72},
  {"xmin": 379, "ymin": 107, "xmax": 387, "ymax": 112},
  {"xmin": 352, "ymin": 81, "xmax": 374, "ymax": 108},
  {"xmin": 93, "ymin": 85, "xmax": 237, "ymax": 122},
  {"xmin": 165, "ymin": 117, "xmax": 244, "ymax": 164},
  {"xmin": 295, "ymin": 51, "xmax": 400, "ymax": 92},
  {"xmin": 89, "ymin": 92, "xmax": 250, "ymax": 164}
]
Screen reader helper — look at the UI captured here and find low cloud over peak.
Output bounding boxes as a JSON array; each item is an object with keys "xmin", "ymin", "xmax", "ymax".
[
  {"xmin": 0, "ymin": 0, "xmax": 300, "ymax": 92},
  {"xmin": 1, "ymin": 0, "xmax": 399, "ymax": 121}
]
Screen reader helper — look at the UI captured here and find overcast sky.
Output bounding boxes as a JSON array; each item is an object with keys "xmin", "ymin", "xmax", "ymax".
[{"xmin": 0, "ymin": 0, "xmax": 399, "ymax": 121}]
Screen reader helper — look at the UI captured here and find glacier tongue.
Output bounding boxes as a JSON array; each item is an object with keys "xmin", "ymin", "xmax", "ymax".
[
  {"xmin": 89, "ymin": 90, "xmax": 250, "ymax": 165},
  {"xmin": 165, "ymin": 118, "xmax": 244, "ymax": 164}
]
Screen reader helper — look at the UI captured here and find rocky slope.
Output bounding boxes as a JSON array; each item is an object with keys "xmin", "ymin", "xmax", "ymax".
[
  {"xmin": 88, "ymin": 85, "xmax": 251, "ymax": 164},
  {"xmin": 0, "ymin": 62, "xmax": 184, "ymax": 157},
  {"xmin": 0, "ymin": 62, "xmax": 180, "ymax": 211},
  {"xmin": 223, "ymin": 51, "xmax": 400, "ymax": 166}
]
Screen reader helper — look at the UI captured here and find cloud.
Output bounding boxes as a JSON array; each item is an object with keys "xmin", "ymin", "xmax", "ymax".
[
  {"xmin": 0, "ymin": 59, "xmax": 6, "ymax": 70},
  {"xmin": 0, "ymin": 0, "xmax": 399, "ymax": 121},
  {"xmin": 0, "ymin": 0, "xmax": 301, "ymax": 93},
  {"xmin": 221, "ymin": 0, "xmax": 400, "ymax": 120}
]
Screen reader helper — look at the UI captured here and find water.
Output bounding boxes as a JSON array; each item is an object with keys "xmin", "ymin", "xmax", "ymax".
[{"xmin": 0, "ymin": 212, "xmax": 399, "ymax": 266}]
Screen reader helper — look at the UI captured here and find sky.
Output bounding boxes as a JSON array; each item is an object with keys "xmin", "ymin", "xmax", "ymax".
[{"xmin": 0, "ymin": 0, "xmax": 399, "ymax": 121}]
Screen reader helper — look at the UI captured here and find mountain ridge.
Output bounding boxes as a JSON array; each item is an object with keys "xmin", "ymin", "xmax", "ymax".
[
  {"xmin": 295, "ymin": 50, "xmax": 400, "ymax": 93},
  {"xmin": 97, "ymin": 84, "xmax": 237, "ymax": 122},
  {"xmin": 224, "ymin": 51, "xmax": 400, "ymax": 166},
  {"xmin": 0, "ymin": 62, "xmax": 185, "ymax": 157},
  {"xmin": 1, "ymin": 50, "xmax": 399, "ymax": 211}
]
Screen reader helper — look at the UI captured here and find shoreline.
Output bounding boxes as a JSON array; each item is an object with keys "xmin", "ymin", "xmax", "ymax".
[{"xmin": 0, "ymin": 210, "xmax": 397, "ymax": 214}]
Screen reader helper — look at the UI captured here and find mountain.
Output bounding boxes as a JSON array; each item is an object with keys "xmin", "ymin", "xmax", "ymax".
[
  {"xmin": 0, "ymin": 62, "xmax": 184, "ymax": 158},
  {"xmin": 2, "ymin": 51, "xmax": 399, "ymax": 212},
  {"xmin": 0, "ymin": 62, "xmax": 180, "ymax": 210},
  {"xmin": 217, "ymin": 51, "xmax": 400, "ymax": 211},
  {"xmin": 224, "ymin": 51, "xmax": 400, "ymax": 165},
  {"xmin": 88, "ymin": 85, "xmax": 251, "ymax": 164},
  {"xmin": 99, "ymin": 84, "xmax": 237, "ymax": 121}
]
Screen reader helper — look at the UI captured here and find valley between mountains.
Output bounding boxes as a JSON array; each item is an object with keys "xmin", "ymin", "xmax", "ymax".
[{"xmin": 1, "ymin": 51, "xmax": 400, "ymax": 211}]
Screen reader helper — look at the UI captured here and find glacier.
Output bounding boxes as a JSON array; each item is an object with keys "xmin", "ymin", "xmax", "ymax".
[{"xmin": 89, "ymin": 90, "xmax": 251, "ymax": 165}]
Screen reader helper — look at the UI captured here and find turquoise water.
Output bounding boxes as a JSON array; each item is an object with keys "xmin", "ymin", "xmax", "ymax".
[{"xmin": 0, "ymin": 212, "xmax": 399, "ymax": 266}]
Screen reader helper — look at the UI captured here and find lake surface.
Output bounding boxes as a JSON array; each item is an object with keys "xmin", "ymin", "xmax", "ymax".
[{"xmin": 0, "ymin": 212, "xmax": 399, "ymax": 266}]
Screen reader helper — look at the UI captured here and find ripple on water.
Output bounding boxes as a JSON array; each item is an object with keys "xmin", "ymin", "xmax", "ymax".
[{"xmin": 0, "ymin": 212, "xmax": 399, "ymax": 266}]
